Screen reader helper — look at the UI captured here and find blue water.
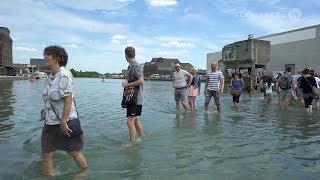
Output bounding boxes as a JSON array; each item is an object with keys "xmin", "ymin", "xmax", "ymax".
[{"xmin": 1, "ymin": 79, "xmax": 320, "ymax": 179}]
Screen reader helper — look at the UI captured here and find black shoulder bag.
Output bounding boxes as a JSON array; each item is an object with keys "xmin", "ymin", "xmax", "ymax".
[
  {"xmin": 49, "ymin": 98, "xmax": 83, "ymax": 138},
  {"xmin": 121, "ymin": 66, "xmax": 139, "ymax": 108}
]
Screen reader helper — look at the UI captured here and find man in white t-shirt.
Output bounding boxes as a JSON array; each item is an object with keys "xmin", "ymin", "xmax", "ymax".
[{"xmin": 172, "ymin": 63, "xmax": 193, "ymax": 112}]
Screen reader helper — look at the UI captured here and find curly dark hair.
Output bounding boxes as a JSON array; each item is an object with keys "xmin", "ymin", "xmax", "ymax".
[{"xmin": 43, "ymin": 45, "xmax": 68, "ymax": 66}]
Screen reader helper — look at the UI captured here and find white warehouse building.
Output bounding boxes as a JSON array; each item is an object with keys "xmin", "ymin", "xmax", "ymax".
[{"xmin": 207, "ymin": 24, "xmax": 320, "ymax": 74}]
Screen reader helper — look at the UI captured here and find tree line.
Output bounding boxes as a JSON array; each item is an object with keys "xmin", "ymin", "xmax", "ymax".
[{"xmin": 70, "ymin": 69, "xmax": 122, "ymax": 78}]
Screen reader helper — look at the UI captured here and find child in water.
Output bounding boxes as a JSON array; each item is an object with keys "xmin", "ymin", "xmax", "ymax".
[{"xmin": 265, "ymin": 80, "xmax": 274, "ymax": 104}]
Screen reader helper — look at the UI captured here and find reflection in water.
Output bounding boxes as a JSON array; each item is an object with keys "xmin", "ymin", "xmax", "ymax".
[
  {"xmin": 174, "ymin": 112, "xmax": 199, "ymax": 130},
  {"xmin": 0, "ymin": 80, "xmax": 15, "ymax": 143},
  {"xmin": 122, "ymin": 146, "xmax": 142, "ymax": 179},
  {"xmin": 203, "ymin": 114, "xmax": 222, "ymax": 136}
]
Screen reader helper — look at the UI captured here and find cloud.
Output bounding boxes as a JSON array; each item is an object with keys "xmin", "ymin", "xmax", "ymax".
[
  {"xmin": 154, "ymin": 50, "xmax": 189, "ymax": 56},
  {"xmin": 0, "ymin": 1, "xmax": 128, "ymax": 34},
  {"xmin": 45, "ymin": 0, "xmax": 135, "ymax": 11},
  {"xmin": 244, "ymin": 10, "xmax": 320, "ymax": 33},
  {"xmin": 214, "ymin": 1, "xmax": 320, "ymax": 33},
  {"xmin": 162, "ymin": 40, "xmax": 195, "ymax": 48},
  {"xmin": 257, "ymin": 0, "xmax": 280, "ymax": 5},
  {"xmin": 146, "ymin": 0, "xmax": 177, "ymax": 7},
  {"xmin": 65, "ymin": 44, "xmax": 79, "ymax": 48},
  {"xmin": 112, "ymin": 34, "xmax": 127, "ymax": 40},
  {"xmin": 110, "ymin": 34, "xmax": 128, "ymax": 45},
  {"xmin": 14, "ymin": 47, "xmax": 38, "ymax": 52}
]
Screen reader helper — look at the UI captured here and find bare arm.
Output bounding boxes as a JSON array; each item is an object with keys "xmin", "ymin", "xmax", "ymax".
[
  {"xmin": 61, "ymin": 95, "xmax": 72, "ymax": 123},
  {"xmin": 60, "ymin": 95, "xmax": 73, "ymax": 137},
  {"xmin": 172, "ymin": 75, "xmax": 175, "ymax": 88},
  {"xmin": 127, "ymin": 76, "xmax": 144, "ymax": 87},
  {"xmin": 220, "ymin": 77, "xmax": 225, "ymax": 93},
  {"xmin": 204, "ymin": 77, "xmax": 209, "ymax": 95},
  {"xmin": 230, "ymin": 77, "xmax": 234, "ymax": 86},
  {"xmin": 187, "ymin": 73, "xmax": 193, "ymax": 86}
]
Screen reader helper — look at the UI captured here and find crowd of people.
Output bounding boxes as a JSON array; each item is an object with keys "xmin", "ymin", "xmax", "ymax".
[
  {"xmin": 172, "ymin": 62, "xmax": 320, "ymax": 114},
  {"xmin": 39, "ymin": 45, "xmax": 320, "ymax": 176}
]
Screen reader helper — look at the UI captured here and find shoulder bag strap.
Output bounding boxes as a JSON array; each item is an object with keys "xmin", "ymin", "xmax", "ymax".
[
  {"xmin": 49, "ymin": 97, "xmax": 79, "ymax": 122},
  {"xmin": 305, "ymin": 77, "xmax": 314, "ymax": 88}
]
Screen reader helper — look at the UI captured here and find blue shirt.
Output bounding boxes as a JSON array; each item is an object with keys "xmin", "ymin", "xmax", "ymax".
[{"xmin": 232, "ymin": 79, "xmax": 243, "ymax": 91}]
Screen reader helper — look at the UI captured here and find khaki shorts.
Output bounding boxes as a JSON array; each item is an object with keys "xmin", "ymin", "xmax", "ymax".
[{"xmin": 279, "ymin": 89, "xmax": 292, "ymax": 103}]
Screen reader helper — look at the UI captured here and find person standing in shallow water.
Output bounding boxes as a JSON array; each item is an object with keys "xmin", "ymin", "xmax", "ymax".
[
  {"xmin": 172, "ymin": 63, "xmax": 193, "ymax": 112},
  {"xmin": 265, "ymin": 80, "xmax": 274, "ymax": 104},
  {"xmin": 243, "ymin": 71, "xmax": 252, "ymax": 98},
  {"xmin": 41, "ymin": 45, "xmax": 88, "ymax": 176},
  {"xmin": 187, "ymin": 68, "xmax": 201, "ymax": 110},
  {"xmin": 204, "ymin": 62, "xmax": 225, "ymax": 113},
  {"xmin": 299, "ymin": 68, "xmax": 317, "ymax": 113},
  {"xmin": 277, "ymin": 67, "xmax": 295, "ymax": 110},
  {"xmin": 231, "ymin": 73, "xmax": 243, "ymax": 106},
  {"xmin": 122, "ymin": 46, "xmax": 144, "ymax": 146}
]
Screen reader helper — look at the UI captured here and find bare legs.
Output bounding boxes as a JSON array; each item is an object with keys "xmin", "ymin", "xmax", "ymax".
[
  {"xmin": 43, "ymin": 152, "xmax": 54, "ymax": 176},
  {"xmin": 280, "ymin": 101, "xmax": 289, "ymax": 110},
  {"xmin": 188, "ymin": 96, "xmax": 197, "ymax": 110},
  {"xmin": 67, "ymin": 151, "xmax": 88, "ymax": 170},
  {"xmin": 127, "ymin": 116, "xmax": 144, "ymax": 143},
  {"xmin": 176, "ymin": 101, "xmax": 188, "ymax": 112},
  {"xmin": 306, "ymin": 105, "xmax": 313, "ymax": 113},
  {"xmin": 43, "ymin": 151, "xmax": 88, "ymax": 177}
]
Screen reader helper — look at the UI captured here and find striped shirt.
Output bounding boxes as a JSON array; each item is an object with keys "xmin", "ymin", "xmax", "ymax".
[{"xmin": 207, "ymin": 71, "xmax": 224, "ymax": 91}]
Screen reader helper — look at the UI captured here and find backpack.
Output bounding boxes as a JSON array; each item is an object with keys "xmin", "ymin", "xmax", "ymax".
[{"xmin": 279, "ymin": 75, "xmax": 292, "ymax": 90}]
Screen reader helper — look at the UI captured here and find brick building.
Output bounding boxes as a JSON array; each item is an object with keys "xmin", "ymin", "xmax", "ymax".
[
  {"xmin": 0, "ymin": 27, "xmax": 13, "ymax": 75},
  {"xmin": 30, "ymin": 58, "xmax": 47, "ymax": 70},
  {"xmin": 144, "ymin": 57, "xmax": 193, "ymax": 78}
]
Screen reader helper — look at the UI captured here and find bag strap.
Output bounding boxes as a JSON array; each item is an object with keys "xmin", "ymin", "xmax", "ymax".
[
  {"xmin": 49, "ymin": 98, "xmax": 79, "ymax": 122},
  {"xmin": 304, "ymin": 77, "xmax": 314, "ymax": 88}
]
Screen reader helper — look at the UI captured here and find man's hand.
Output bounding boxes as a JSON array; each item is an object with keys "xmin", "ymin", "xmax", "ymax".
[
  {"xmin": 122, "ymin": 81, "xmax": 129, "ymax": 87},
  {"xmin": 172, "ymin": 84, "xmax": 175, "ymax": 89},
  {"xmin": 203, "ymin": 89, "xmax": 207, "ymax": 95},
  {"xmin": 60, "ymin": 122, "xmax": 72, "ymax": 137}
]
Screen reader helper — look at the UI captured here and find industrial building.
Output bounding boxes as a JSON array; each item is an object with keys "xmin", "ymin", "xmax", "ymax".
[{"xmin": 207, "ymin": 24, "xmax": 320, "ymax": 75}]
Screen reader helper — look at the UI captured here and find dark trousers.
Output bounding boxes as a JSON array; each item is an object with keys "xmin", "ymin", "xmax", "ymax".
[
  {"xmin": 304, "ymin": 95, "xmax": 314, "ymax": 108},
  {"xmin": 233, "ymin": 95, "xmax": 240, "ymax": 103}
]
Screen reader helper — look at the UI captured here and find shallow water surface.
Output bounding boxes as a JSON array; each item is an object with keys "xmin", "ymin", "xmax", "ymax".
[{"xmin": 1, "ymin": 79, "xmax": 320, "ymax": 179}]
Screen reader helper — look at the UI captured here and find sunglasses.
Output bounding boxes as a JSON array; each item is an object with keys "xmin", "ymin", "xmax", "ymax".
[{"xmin": 175, "ymin": 67, "xmax": 180, "ymax": 69}]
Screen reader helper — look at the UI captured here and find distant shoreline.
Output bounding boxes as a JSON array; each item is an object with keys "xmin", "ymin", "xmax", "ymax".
[{"xmin": 0, "ymin": 76, "xmax": 28, "ymax": 80}]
